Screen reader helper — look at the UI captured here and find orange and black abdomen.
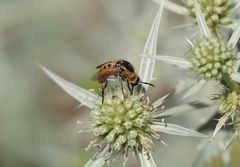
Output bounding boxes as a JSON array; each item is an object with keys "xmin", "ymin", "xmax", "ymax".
[
  {"xmin": 119, "ymin": 66, "xmax": 139, "ymax": 86},
  {"xmin": 96, "ymin": 61, "xmax": 118, "ymax": 83}
]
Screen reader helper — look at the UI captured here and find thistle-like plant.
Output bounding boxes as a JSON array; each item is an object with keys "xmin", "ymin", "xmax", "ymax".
[
  {"xmin": 41, "ymin": 1, "xmax": 208, "ymax": 166},
  {"xmin": 144, "ymin": 1, "xmax": 240, "ymax": 98},
  {"xmin": 141, "ymin": 1, "xmax": 240, "ymax": 142},
  {"xmin": 210, "ymin": 78, "xmax": 240, "ymax": 145}
]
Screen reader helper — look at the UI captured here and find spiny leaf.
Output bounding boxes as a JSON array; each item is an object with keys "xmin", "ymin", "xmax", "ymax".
[
  {"xmin": 139, "ymin": 0, "xmax": 164, "ymax": 90},
  {"xmin": 228, "ymin": 21, "xmax": 240, "ymax": 48},
  {"xmin": 152, "ymin": 90, "xmax": 174, "ymax": 108},
  {"xmin": 210, "ymin": 112, "xmax": 232, "ymax": 142},
  {"xmin": 151, "ymin": 123, "xmax": 207, "ymax": 137},
  {"xmin": 145, "ymin": 55, "xmax": 193, "ymax": 69},
  {"xmin": 40, "ymin": 65, "xmax": 98, "ymax": 108},
  {"xmin": 195, "ymin": 2, "xmax": 211, "ymax": 38},
  {"xmin": 154, "ymin": 103, "xmax": 209, "ymax": 118}
]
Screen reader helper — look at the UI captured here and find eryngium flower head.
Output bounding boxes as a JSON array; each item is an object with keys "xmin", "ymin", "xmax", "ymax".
[
  {"xmin": 90, "ymin": 88, "xmax": 158, "ymax": 154},
  {"xmin": 186, "ymin": 37, "xmax": 236, "ymax": 80},
  {"xmin": 41, "ymin": 66, "xmax": 208, "ymax": 166},
  {"xmin": 219, "ymin": 91, "xmax": 240, "ymax": 114},
  {"xmin": 182, "ymin": 0, "xmax": 234, "ymax": 28},
  {"xmin": 210, "ymin": 80, "xmax": 240, "ymax": 141}
]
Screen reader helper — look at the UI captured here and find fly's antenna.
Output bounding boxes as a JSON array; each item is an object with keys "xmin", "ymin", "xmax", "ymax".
[{"xmin": 139, "ymin": 81, "xmax": 154, "ymax": 87}]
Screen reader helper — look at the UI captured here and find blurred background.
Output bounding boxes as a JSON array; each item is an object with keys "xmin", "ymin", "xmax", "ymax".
[{"xmin": 0, "ymin": 0, "xmax": 239, "ymax": 167}]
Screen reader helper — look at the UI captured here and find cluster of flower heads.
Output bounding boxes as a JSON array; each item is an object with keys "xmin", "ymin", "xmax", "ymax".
[
  {"xmin": 41, "ymin": 0, "xmax": 240, "ymax": 166},
  {"xmin": 184, "ymin": 1, "xmax": 240, "ymax": 141},
  {"xmin": 156, "ymin": 0, "xmax": 240, "ymax": 144}
]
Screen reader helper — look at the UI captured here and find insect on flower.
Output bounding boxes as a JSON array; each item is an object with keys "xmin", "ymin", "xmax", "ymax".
[
  {"xmin": 40, "ymin": 1, "xmax": 209, "ymax": 165},
  {"xmin": 93, "ymin": 60, "xmax": 154, "ymax": 103}
]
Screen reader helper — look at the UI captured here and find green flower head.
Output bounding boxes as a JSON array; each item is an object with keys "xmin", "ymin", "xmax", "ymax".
[
  {"xmin": 90, "ymin": 88, "xmax": 158, "ymax": 154},
  {"xmin": 186, "ymin": 37, "xmax": 236, "ymax": 80},
  {"xmin": 183, "ymin": 0, "xmax": 235, "ymax": 29},
  {"xmin": 219, "ymin": 91, "xmax": 240, "ymax": 114}
]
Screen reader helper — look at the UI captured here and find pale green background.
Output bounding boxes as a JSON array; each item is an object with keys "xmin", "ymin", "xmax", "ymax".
[{"xmin": 0, "ymin": 0, "xmax": 239, "ymax": 167}]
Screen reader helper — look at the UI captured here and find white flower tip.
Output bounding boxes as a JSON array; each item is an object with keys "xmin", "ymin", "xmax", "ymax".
[
  {"xmin": 37, "ymin": 63, "xmax": 51, "ymax": 75},
  {"xmin": 37, "ymin": 63, "xmax": 52, "ymax": 77},
  {"xmin": 184, "ymin": 36, "xmax": 194, "ymax": 47},
  {"xmin": 39, "ymin": 64, "xmax": 97, "ymax": 109}
]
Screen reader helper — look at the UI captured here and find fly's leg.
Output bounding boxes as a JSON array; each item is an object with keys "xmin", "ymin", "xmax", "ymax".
[
  {"xmin": 127, "ymin": 81, "xmax": 133, "ymax": 94},
  {"xmin": 101, "ymin": 81, "xmax": 108, "ymax": 104},
  {"xmin": 130, "ymin": 84, "xmax": 134, "ymax": 94},
  {"xmin": 120, "ymin": 78, "xmax": 125, "ymax": 99}
]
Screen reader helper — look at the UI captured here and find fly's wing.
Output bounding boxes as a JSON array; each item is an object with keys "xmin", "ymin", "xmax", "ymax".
[
  {"xmin": 96, "ymin": 63, "xmax": 104, "ymax": 68},
  {"xmin": 96, "ymin": 60, "xmax": 115, "ymax": 68}
]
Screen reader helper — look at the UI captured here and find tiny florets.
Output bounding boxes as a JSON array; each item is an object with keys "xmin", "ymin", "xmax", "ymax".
[
  {"xmin": 186, "ymin": 37, "xmax": 236, "ymax": 80},
  {"xmin": 90, "ymin": 88, "xmax": 159, "ymax": 154},
  {"xmin": 219, "ymin": 91, "xmax": 240, "ymax": 114},
  {"xmin": 182, "ymin": 0, "xmax": 234, "ymax": 29}
]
